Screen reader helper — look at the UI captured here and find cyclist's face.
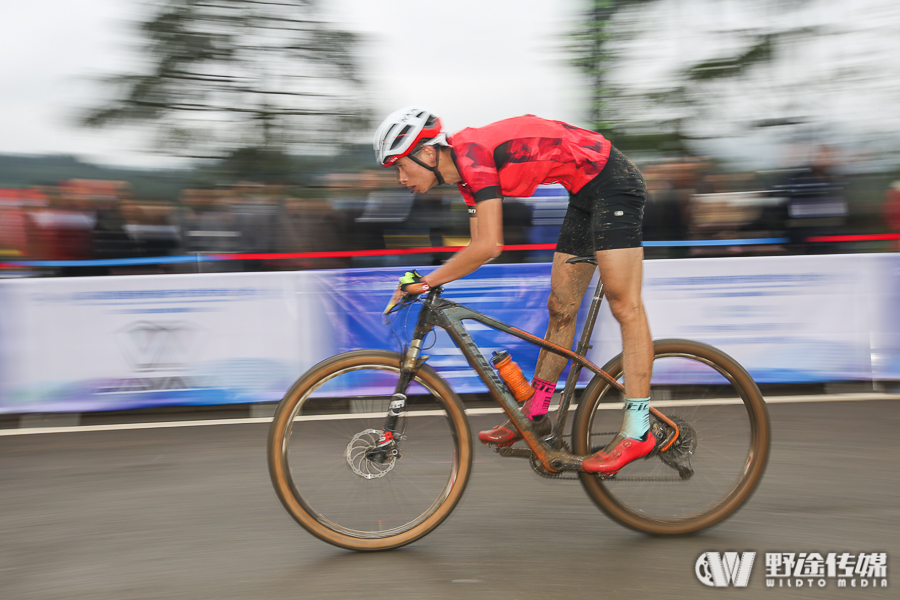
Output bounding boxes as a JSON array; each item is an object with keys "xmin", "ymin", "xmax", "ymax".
[{"xmin": 394, "ymin": 155, "xmax": 437, "ymax": 194}]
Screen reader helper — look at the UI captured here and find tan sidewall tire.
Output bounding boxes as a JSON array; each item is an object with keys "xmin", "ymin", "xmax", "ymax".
[
  {"xmin": 267, "ymin": 350, "xmax": 473, "ymax": 551},
  {"xmin": 572, "ymin": 339, "xmax": 771, "ymax": 535}
]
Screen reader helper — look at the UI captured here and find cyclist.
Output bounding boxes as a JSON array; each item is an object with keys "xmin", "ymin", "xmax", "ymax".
[{"xmin": 375, "ymin": 107, "xmax": 655, "ymax": 475}]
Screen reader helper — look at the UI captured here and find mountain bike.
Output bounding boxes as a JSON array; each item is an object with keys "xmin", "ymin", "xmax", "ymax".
[{"xmin": 267, "ymin": 257, "xmax": 771, "ymax": 551}]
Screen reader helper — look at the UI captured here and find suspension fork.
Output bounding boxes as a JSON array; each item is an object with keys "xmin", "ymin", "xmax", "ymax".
[{"xmin": 380, "ymin": 290, "xmax": 438, "ymax": 436}]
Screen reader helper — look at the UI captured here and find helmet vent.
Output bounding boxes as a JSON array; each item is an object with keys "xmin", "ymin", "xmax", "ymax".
[{"xmin": 390, "ymin": 125, "xmax": 412, "ymax": 150}]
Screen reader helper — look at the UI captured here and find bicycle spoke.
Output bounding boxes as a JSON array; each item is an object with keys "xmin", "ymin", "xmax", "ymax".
[
  {"xmin": 573, "ymin": 340, "xmax": 770, "ymax": 534},
  {"xmin": 268, "ymin": 351, "xmax": 472, "ymax": 550}
]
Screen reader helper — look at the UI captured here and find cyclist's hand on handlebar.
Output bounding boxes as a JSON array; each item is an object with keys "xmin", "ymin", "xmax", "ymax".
[
  {"xmin": 384, "ymin": 270, "xmax": 431, "ymax": 315},
  {"xmin": 399, "ymin": 270, "xmax": 431, "ymax": 295}
]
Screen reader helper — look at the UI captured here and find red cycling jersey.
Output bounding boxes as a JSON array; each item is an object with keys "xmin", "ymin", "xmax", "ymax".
[{"xmin": 447, "ymin": 115, "xmax": 612, "ymax": 207}]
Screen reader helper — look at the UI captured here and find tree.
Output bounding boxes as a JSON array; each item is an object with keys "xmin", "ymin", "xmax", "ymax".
[
  {"xmin": 569, "ymin": 0, "xmax": 655, "ymax": 134},
  {"xmin": 620, "ymin": 24, "xmax": 819, "ymax": 148},
  {"xmin": 569, "ymin": 0, "xmax": 900, "ymax": 166},
  {"xmin": 82, "ymin": 0, "xmax": 369, "ymax": 161}
]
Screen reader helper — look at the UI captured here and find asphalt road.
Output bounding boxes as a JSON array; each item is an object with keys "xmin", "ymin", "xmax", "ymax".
[{"xmin": 2, "ymin": 396, "xmax": 898, "ymax": 600}]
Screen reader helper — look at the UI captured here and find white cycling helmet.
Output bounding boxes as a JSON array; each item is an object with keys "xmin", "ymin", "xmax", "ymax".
[{"xmin": 373, "ymin": 106, "xmax": 445, "ymax": 168}]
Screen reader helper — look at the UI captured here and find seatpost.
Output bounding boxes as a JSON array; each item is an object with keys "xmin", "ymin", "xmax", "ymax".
[
  {"xmin": 576, "ymin": 277, "xmax": 605, "ymax": 357},
  {"xmin": 552, "ymin": 275, "xmax": 604, "ymax": 439}
]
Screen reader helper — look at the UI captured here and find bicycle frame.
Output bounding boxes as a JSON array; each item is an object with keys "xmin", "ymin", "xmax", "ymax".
[
  {"xmin": 388, "ymin": 275, "xmax": 628, "ymax": 473},
  {"xmin": 270, "ymin": 270, "xmax": 770, "ymax": 548}
]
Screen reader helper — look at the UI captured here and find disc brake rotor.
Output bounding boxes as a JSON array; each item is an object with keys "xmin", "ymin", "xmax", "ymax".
[{"xmin": 345, "ymin": 429, "xmax": 395, "ymax": 479}]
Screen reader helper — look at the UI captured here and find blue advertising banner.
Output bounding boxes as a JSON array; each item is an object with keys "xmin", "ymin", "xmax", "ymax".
[
  {"xmin": 322, "ymin": 255, "xmax": 900, "ymax": 391},
  {"xmin": 0, "ymin": 272, "xmax": 335, "ymax": 413},
  {"xmin": 327, "ymin": 263, "xmax": 560, "ymax": 393},
  {"xmin": 1, "ymin": 254, "xmax": 898, "ymax": 413}
]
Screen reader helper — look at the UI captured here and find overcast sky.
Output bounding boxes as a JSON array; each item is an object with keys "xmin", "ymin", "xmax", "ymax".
[
  {"xmin": 607, "ymin": 0, "xmax": 900, "ymax": 169},
  {"xmin": 1, "ymin": 0, "xmax": 898, "ymax": 171},
  {"xmin": 0, "ymin": 0, "xmax": 584, "ymax": 169}
]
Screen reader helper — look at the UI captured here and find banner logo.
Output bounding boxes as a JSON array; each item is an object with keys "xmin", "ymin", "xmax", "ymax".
[
  {"xmin": 696, "ymin": 552, "xmax": 756, "ymax": 587},
  {"xmin": 117, "ymin": 320, "xmax": 204, "ymax": 372}
]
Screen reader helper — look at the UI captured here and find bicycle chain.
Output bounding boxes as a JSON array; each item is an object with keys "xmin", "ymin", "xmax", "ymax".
[{"xmin": 528, "ymin": 432, "xmax": 688, "ymax": 483}]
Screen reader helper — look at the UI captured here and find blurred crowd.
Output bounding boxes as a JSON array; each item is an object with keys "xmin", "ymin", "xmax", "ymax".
[{"xmin": 1, "ymin": 149, "xmax": 899, "ymax": 276}]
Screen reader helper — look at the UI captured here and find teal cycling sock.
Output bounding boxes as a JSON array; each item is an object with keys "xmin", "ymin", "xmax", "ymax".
[{"xmin": 620, "ymin": 396, "xmax": 650, "ymax": 439}]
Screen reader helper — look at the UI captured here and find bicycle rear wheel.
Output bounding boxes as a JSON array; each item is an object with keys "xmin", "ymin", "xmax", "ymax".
[
  {"xmin": 571, "ymin": 339, "xmax": 770, "ymax": 535},
  {"xmin": 267, "ymin": 350, "xmax": 472, "ymax": 551}
]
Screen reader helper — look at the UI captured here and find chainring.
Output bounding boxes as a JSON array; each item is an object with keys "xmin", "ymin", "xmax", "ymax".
[
  {"xmin": 516, "ymin": 419, "xmax": 698, "ymax": 482},
  {"xmin": 529, "ymin": 437, "xmax": 576, "ymax": 479}
]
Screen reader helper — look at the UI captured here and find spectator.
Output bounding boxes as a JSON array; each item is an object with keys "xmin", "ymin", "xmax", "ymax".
[
  {"xmin": 279, "ymin": 197, "xmax": 348, "ymax": 269},
  {"xmin": 181, "ymin": 189, "xmax": 241, "ymax": 254},
  {"xmin": 778, "ymin": 146, "xmax": 847, "ymax": 254},
  {"xmin": 90, "ymin": 198, "xmax": 139, "ymax": 275}
]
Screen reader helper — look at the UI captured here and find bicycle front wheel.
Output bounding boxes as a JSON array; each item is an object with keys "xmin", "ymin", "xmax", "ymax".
[
  {"xmin": 267, "ymin": 350, "xmax": 473, "ymax": 551},
  {"xmin": 571, "ymin": 339, "xmax": 770, "ymax": 535}
]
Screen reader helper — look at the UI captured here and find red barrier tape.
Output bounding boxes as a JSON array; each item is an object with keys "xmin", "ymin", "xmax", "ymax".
[{"xmin": 804, "ymin": 233, "xmax": 900, "ymax": 243}]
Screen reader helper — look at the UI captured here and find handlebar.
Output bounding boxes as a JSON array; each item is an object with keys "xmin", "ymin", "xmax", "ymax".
[{"xmin": 383, "ymin": 284, "xmax": 443, "ymax": 318}]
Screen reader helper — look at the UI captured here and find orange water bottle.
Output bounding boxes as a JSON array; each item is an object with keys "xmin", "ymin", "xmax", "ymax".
[{"xmin": 491, "ymin": 350, "xmax": 534, "ymax": 402}]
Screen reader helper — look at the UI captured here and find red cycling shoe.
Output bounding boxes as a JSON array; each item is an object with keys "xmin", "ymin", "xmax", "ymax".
[
  {"xmin": 478, "ymin": 415, "xmax": 552, "ymax": 447},
  {"xmin": 581, "ymin": 431, "xmax": 657, "ymax": 475}
]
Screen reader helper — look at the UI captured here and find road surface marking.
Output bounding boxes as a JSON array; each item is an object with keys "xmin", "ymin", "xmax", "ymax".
[{"xmin": 1, "ymin": 393, "xmax": 897, "ymax": 437}]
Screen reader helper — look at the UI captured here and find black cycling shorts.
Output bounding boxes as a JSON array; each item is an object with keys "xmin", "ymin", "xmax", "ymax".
[{"xmin": 556, "ymin": 145, "xmax": 646, "ymax": 255}]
